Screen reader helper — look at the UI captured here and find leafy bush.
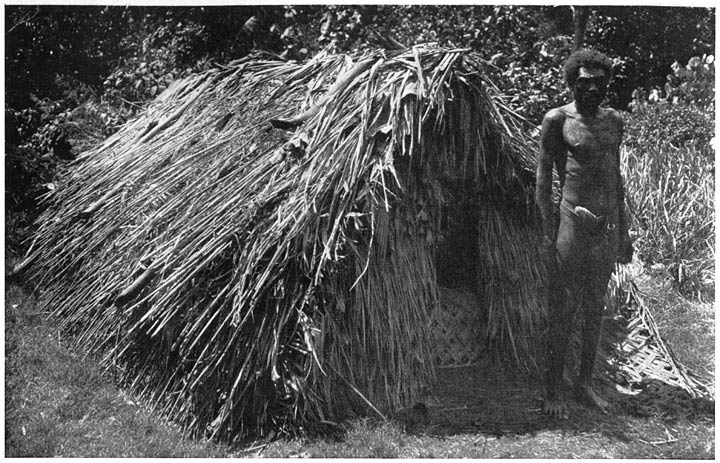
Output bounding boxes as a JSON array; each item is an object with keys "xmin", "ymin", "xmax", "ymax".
[
  {"xmin": 665, "ymin": 54, "xmax": 715, "ymax": 109},
  {"xmin": 4, "ymin": 74, "xmax": 132, "ymax": 215},
  {"xmin": 11, "ymin": 81, "xmax": 92, "ymax": 158},
  {"xmin": 586, "ymin": 7, "xmax": 715, "ymax": 109},
  {"xmin": 497, "ymin": 35, "xmax": 572, "ymax": 123},
  {"xmin": 624, "ymin": 102, "xmax": 714, "ymax": 150},
  {"xmin": 102, "ymin": 19, "xmax": 208, "ymax": 107},
  {"xmin": 630, "ymin": 54, "xmax": 715, "ymax": 111},
  {"xmin": 23, "ymin": 97, "xmax": 79, "ymax": 161},
  {"xmin": 5, "ymin": 145, "xmax": 57, "ymax": 212}
]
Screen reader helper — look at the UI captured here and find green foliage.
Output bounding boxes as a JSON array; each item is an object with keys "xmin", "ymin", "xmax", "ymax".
[
  {"xmin": 586, "ymin": 6, "xmax": 715, "ymax": 108},
  {"xmin": 624, "ymin": 103, "xmax": 714, "ymax": 150},
  {"xmin": 498, "ymin": 36, "xmax": 572, "ymax": 123},
  {"xmin": 622, "ymin": 104, "xmax": 714, "ymax": 297},
  {"xmin": 102, "ymin": 15, "xmax": 213, "ymax": 107},
  {"xmin": 24, "ymin": 88, "xmax": 85, "ymax": 160},
  {"xmin": 665, "ymin": 55, "xmax": 715, "ymax": 109},
  {"xmin": 630, "ymin": 54, "xmax": 715, "ymax": 111},
  {"xmin": 5, "ymin": 145, "xmax": 57, "ymax": 212},
  {"xmin": 5, "ymin": 6, "xmax": 131, "ymax": 108}
]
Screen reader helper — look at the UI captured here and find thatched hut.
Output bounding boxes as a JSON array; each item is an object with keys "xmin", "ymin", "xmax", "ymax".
[{"xmin": 19, "ymin": 46, "xmax": 709, "ymax": 440}]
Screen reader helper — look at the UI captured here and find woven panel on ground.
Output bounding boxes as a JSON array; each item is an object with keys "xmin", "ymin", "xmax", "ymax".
[
  {"xmin": 431, "ymin": 286, "xmax": 486, "ymax": 367},
  {"xmin": 601, "ymin": 267, "xmax": 713, "ymax": 400}
]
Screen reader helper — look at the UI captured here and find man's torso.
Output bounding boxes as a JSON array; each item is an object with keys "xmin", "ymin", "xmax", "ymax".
[{"xmin": 557, "ymin": 104, "xmax": 622, "ymax": 217}]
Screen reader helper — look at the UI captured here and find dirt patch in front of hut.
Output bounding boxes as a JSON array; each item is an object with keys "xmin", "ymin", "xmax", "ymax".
[
  {"xmin": 400, "ymin": 361, "xmax": 711, "ymax": 444},
  {"xmin": 404, "ymin": 339, "xmax": 713, "ymax": 441}
]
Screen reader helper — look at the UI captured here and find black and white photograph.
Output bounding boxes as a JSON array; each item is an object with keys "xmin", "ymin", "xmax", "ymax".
[{"xmin": 5, "ymin": 3, "xmax": 715, "ymax": 458}]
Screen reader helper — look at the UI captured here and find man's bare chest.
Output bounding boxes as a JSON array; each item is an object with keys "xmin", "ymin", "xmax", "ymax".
[{"xmin": 562, "ymin": 116, "xmax": 621, "ymax": 161}]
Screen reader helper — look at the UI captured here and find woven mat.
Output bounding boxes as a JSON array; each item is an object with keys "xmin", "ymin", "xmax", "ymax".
[
  {"xmin": 599, "ymin": 267, "xmax": 713, "ymax": 401},
  {"xmin": 430, "ymin": 287, "xmax": 488, "ymax": 367}
]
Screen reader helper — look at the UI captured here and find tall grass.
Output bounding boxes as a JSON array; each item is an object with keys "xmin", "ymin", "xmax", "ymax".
[{"xmin": 622, "ymin": 137, "xmax": 714, "ymax": 298}]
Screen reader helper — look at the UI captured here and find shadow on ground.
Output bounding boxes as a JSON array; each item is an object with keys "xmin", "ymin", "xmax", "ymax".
[{"xmin": 402, "ymin": 362, "xmax": 714, "ymax": 441}]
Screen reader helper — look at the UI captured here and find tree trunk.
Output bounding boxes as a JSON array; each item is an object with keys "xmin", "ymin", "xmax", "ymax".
[{"xmin": 571, "ymin": 6, "xmax": 591, "ymax": 52}]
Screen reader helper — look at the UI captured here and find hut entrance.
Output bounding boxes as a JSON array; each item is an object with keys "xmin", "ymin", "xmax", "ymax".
[
  {"xmin": 424, "ymin": 184, "xmax": 549, "ymax": 434},
  {"xmin": 430, "ymin": 181, "xmax": 490, "ymax": 368},
  {"xmin": 435, "ymin": 190, "xmax": 479, "ymax": 291}
]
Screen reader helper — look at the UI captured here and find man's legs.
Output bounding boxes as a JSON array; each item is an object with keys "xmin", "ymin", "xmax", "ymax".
[
  {"xmin": 574, "ymin": 267, "xmax": 611, "ymax": 412},
  {"xmin": 544, "ymin": 202, "xmax": 585, "ymax": 419},
  {"xmin": 543, "ymin": 264, "xmax": 579, "ymax": 419}
]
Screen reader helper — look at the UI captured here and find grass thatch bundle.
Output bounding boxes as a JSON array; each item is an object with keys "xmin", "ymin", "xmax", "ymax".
[{"xmin": 22, "ymin": 45, "xmax": 540, "ymax": 439}]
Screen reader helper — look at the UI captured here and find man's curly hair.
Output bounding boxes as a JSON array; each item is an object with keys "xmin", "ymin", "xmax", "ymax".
[{"xmin": 562, "ymin": 49, "xmax": 613, "ymax": 86}]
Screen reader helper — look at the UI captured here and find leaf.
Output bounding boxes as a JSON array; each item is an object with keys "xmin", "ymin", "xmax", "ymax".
[
  {"xmin": 281, "ymin": 26, "xmax": 293, "ymax": 40},
  {"xmin": 242, "ymin": 16, "xmax": 258, "ymax": 34}
]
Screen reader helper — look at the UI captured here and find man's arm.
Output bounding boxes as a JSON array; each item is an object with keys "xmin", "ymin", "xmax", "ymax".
[{"xmin": 536, "ymin": 109, "xmax": 565, "ymax": 242}]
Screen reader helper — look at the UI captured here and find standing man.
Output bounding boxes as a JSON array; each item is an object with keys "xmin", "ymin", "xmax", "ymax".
[{"xmin": 535, "ymin": 49, "xmax": 633, "ymax": 419}]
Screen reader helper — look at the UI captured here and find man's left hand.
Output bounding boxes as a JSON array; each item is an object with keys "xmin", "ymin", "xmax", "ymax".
[{"xmin": 617, "ymin": 239, "xmax": 634, "ymax": 264}]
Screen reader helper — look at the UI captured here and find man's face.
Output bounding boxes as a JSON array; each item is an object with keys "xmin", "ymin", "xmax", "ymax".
[{"xmin": 573, "ymin": 66, "xmax": 609, "ymax": 110}]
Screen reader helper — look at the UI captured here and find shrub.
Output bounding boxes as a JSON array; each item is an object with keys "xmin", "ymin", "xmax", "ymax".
[
  {"xmin": 5, "ymin": 145, "xmax": 57, "ymax": 213},
  {"xmin": 5, "ymin": 76, "xmax": 131, "ymax": 217},
  {"xmin": 665, "ymin": 54, "xmax": 715, "ymax": 110},
  {"xmin": 101, "ymin": 20, "xmax": 207, "ymax": 108},
  {"xmin": 498, "ymin": 35, "xmax": 572, "ymax": 124},
  {"xmin": 623, "ymin": 102, "xmax": 714, "ymax": 150}
]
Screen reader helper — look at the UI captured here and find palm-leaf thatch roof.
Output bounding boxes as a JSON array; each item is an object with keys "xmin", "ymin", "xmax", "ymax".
[
  {"xmin": 23, "ymin": 45, "xmax": 541, "ymax": 439},
  {"xmin": 19, "ymin": 45, "xmax": 708, "ymax": 441}
]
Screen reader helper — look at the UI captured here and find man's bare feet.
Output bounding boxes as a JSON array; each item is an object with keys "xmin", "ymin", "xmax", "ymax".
[
  {"xmin": 543, "ymin": 398, "xmax": 569, "ymax": 419},
  {"xmin": 543, "ymin": 393, "xmax": 570, "ymax": 419},
  {"xmin": 575, "ymin": 383, "xmax": 609, "ymax": 413}
]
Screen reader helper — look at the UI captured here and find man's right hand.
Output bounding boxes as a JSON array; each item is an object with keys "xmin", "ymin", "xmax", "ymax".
[
  {"xmin": 542, "ymin": 234, "xmax": 556, "ymax": 261},
  {"xmin": 541, "ymin": 215, "xmax": 558, "ymax": 244}
]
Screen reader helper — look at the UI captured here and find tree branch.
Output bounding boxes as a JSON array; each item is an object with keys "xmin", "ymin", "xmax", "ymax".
[{"xmin": 6, "ymin": 6, "xmax": 40, "ymax": 35}]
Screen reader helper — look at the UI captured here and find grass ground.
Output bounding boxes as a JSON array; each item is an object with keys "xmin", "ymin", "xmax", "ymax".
[
  {"xmin": 5, "ymin": 270, "xmax": 714, "ymax": 458},
  {"xmin": 4, "ymin": 284, "xmax": 228, "ymax": 458},
  {"xmin": 635, "ymin": 268, "xmax": 715, "ymax": 379}
]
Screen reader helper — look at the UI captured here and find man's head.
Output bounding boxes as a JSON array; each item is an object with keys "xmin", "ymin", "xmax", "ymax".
[
  {"xmin": 563, "ymin": 49, "xmax": 613, "ymax": 111},
  {"xmin": 562, "ymin": 49, "xmax": 613, "ymax": 86}
]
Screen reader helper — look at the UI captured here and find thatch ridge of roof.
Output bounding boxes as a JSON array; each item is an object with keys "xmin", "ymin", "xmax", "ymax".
[{"xmin": 25, "ymin": 45, "xmax": 541, "ymax": 440}]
